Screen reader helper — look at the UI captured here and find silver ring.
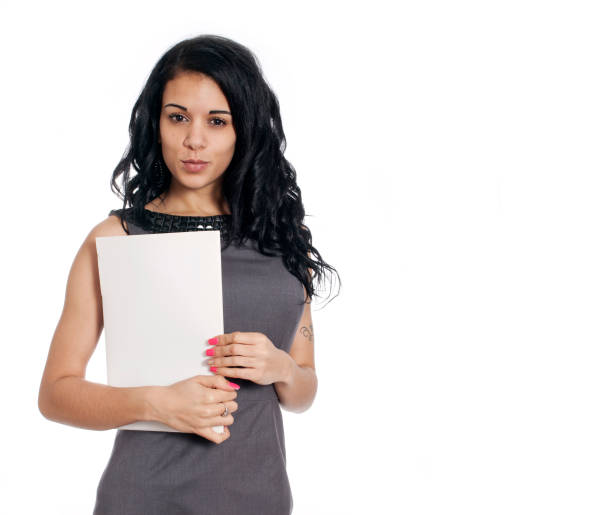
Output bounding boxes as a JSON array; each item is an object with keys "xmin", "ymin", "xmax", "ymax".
[{"xmin": 221, "ymin": 403, "xmax": 228, "ymax": 417}]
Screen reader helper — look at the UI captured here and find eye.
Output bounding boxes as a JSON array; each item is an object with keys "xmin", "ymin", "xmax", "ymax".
[
  {"xmin": 168, "ymin": 114, "xmax": 227, "ymax": 127},
  {"xmin": 169, "ymin": 113, "xmax": 187, "ymax": 123}
]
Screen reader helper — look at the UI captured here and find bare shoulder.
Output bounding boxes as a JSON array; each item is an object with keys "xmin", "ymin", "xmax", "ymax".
[{"xmin": 89, "ymin": 212, "xmax": 130, "ymax": 240}]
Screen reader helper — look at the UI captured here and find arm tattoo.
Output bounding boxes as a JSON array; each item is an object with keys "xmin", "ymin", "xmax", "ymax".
[{"xmin": 299, "ymin": 324, "xmax": 314, "ymax": 343}]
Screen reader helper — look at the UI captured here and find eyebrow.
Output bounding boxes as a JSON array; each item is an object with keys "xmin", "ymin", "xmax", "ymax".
[{"xmin": 163, "ymin": 103, "xmax": 231, "ymax": 115}]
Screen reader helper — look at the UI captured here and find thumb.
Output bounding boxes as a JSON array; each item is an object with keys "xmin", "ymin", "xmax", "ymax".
[{"xmin": 214, "ymin": 374, "xmax": 240, "ymax": 391}]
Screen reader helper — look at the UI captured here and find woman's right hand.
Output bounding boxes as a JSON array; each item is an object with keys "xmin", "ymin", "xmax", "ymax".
[{"xmin": 150, "ymin": 374, "xmax": 239, "ymax": 444}]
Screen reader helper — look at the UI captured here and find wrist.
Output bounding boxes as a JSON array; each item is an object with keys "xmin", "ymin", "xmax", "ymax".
[
  {"xmin": 277, "ymin": 349, "xmax": 296, "ymax": 386},
  {"xmin": 142, "ymin": 385, "xmax": 165, "ymax": 422}
]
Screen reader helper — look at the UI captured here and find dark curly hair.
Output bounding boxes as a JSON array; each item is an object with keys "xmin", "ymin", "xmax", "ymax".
[{"xmin": 110, "ymin": 34, "xmax": 340, "ymax": 306}]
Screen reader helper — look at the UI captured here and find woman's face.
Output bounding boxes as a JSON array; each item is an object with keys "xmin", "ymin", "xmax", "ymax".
[{"xmin": 158, "ymin": 71, "xmax": 236, "ymax": 194}]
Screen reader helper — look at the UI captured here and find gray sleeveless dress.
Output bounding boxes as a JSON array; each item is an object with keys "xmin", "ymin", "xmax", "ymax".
[{"xmin": 93, "ymin": 208, "xmax": 305, "ymax": 515}]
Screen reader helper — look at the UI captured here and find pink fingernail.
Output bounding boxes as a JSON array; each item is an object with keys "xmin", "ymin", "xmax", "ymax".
[
  {"xmin": 228, "ymin": 382, "xmax": 240, "ymax": 390},
  {"xmin": 208, "ymin": 337, "xmax": 218, "ymax": 345},
  {"xmin": 206, "ymin": 348, "xmax": 215, "ymax": 356},
  {"xmin": 210, "ymin": 366, "xmax": 217, "ymax": 372}
]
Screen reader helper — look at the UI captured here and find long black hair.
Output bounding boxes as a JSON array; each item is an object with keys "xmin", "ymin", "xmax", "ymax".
[{"xmin": 110, "ymin": 34, "xmax": 340, "ymax": 306}]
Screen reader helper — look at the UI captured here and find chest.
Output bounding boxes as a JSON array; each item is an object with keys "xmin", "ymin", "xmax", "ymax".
[{"xmin": 219, "ymin": 243, "xmax": 305, "ymax": 351}]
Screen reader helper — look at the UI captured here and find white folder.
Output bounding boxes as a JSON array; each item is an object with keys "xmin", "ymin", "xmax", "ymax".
[{"xmin": 95, "ymin": 230, "xmax": 225, "ymax": 434}]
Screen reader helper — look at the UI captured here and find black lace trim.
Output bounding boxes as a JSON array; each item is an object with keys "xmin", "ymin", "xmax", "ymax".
[{"xmin": 109, "ymin": 207, "xmax": 232, "ymax": 239}]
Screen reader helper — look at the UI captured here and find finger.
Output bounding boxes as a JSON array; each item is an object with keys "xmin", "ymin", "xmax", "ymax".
[
  {"xmin": 216, "ymin": 388, "xmax": 240, "ymax": 402},
  {"xmin": 216, "ymin": 331, "xmax": 259, "ymax": 347},
  {"xmin": 209, "ymin": 356, "xmax": 257, "ymax": 369},
  {"xmin": 208, "ymin": 332, "xmax": 234, "ymax": 347},
  {"xmin": 217, "ymin": 400, "xmax": 239, "ymax": 413},
  {"xmin": 231, "ymin": 331, "xmax": 262, "ymax": 343},
  {"xmin": 198, "ymin": 425, "xmax": 231, "ymax": 444},
  {"xmin": 214, "ymin": 366, "xmax": 253, "ymax": 381},
  {"xmin": 207, "ymin": 374, "xmax": 239, "ymax": 391},
  {"xmin": 206, "ymin": 343, "xmax": 256, "ymax": 360},
  {"xmin": 216, "ymin": 401, "xmax": 235, "ymax": 418},
  {"xmin": 202, "ymin": 400, "xmax": 238, "ymax": 417},
  {"xmin": 197, "ymin": 412, "xmax": 235, "ymax": 431},
  {"xmin": 206, "ymin": 413, "xmax": 235, "ymax": 427}
]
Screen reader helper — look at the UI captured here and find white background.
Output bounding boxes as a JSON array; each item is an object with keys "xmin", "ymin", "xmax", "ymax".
[{"xmin": 1, "ymin": 1, "xmax": 611, "ymax": 513}]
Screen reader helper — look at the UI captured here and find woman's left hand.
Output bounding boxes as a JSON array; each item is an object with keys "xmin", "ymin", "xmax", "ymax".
[{"xmin": 205, "ymin": 331, "xmax": 289, "ymax": 386}]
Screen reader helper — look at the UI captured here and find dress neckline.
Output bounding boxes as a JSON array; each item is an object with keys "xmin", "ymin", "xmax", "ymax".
[
  {"xmin": 143, "ymin": 208, "xmax": 232, "ymax": 220},
  {"xmin": 109, "ymin": 206, "xmax": 232, "ymax": 235}
]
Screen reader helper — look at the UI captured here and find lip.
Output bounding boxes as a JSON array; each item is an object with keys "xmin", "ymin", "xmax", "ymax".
[
  {"xmin": 182, "ymin": 159, "xmax": 208, "ymax": 164},
  {"xmin": 182, "ymin": 161, "xmax": 210, "ymax": 172}
]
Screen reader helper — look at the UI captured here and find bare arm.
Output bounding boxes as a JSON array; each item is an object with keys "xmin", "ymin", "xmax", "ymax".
[
  {"xmin": 41, "ymin": 377, "xmax": 159, "ymax": 431},
  {"xmin": 37, "ymin": 215, "xmax": 157, "ymax": 430},
  {"xmin": 274, "ymin": 285, "xmax": 318, "ymax": 413}
]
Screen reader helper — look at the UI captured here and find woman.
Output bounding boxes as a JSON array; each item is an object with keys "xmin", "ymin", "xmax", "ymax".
[{"xmin": 37, "ymin": 34, "xmax": 340, "ymax": 514}]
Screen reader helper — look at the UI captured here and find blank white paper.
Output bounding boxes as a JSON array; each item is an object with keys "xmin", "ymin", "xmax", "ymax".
[{"xmin": 95, "ymin": 230, "xmax": 224, "ymax": 433}]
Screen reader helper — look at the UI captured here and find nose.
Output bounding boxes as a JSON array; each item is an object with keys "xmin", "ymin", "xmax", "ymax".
[{"xmin": 183, "ymin": 120, "xmax": 208, "ymax": 150}]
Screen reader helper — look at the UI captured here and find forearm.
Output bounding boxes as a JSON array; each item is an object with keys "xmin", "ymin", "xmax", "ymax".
[
  {"xmin": 274, "ymin": 351, "xmax": 318, "ymax": 413},
  {"xmin": 39, "ymin": 376, "xmax": 158, "ymax": 431}
]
